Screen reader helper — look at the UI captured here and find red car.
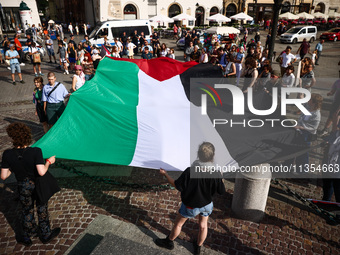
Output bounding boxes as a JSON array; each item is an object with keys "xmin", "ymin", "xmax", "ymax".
[{"xmin": 320, "ymin": 27, "xmax": 340, "ymax": 41}]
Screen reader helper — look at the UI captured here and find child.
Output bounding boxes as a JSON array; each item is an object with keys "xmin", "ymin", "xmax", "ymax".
[
  {"xmin": 57, "ymin": 42, "xmax": 69, "ymax": 74},
  {"xmin": 127, "ymin": 39, "xmax": 136, "ymax": 59},
  {"xmin": 167, "ymin": 48, "xmax": 175, "ymax": 59},
  {"xmin": 33, "ymin": 77, "xmax": 48, "ymax": 133},
  {"xmin": 311, "ymin": 50, "xmax": 317, "ymax": 65}
]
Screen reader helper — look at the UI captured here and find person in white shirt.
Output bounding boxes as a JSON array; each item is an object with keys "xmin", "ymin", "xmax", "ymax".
[
  {"xmin": 199, "ymin": 48, "xmax": 208, "ymax": 63},
  {"xmin": 141, "ymin": 41, "xmax": 153, "ymax": 55},
  {"xmin": 114, "ymin": 38, "xmax": 123, "ymax": 58},
  {"xmin": 281, "ymin": 65, "xmax": 295, "ymax": 95},
  {"xmin": 83, "ymin": 23, "xmax": 87, "ymax": 35},
  {"xmin": 29, "ymin": 42, "xmax": 43, "ymax": 77},
  {"xmin": 159, "ymin": 43, "xmax": 169, "ymax": 57},
  {"xmin": 279, "ymin": 46, "xmax": 296, "ymax": 76},
  {"xmin": 68, "ymin": 23, "xmax": 73, "ymax": 35},
  {"xmin": 72, "ymin": 65, "xmax": 85, "ymax": 91},
  {"xmin": 127, "ymin": 39, "xmax": 137, "ymax": 59},
  {"xmin": 167, "ymin": 48, "xmax": 175, "ymax": 59}
]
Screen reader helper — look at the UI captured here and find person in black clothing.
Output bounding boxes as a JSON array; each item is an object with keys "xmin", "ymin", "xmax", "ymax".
[
  {"xmin": 131, "ymin": 30, "xmax": 139, "ymax": 55},
  {"xmin": 246, "ymin": 39, "xmax": 256, "ymax": 54},
  {"xmin": 26, "ymin": 34, "xmax": 33, "ymax": 47},
  {"xmin": 139, "ymin": 32, "xmax": 146, "ymax": 47},
  {"xmin": 120, "ymin": 32, "xmax": 128, "ymax": 55},
  {"xmin": 1, "ymin": 123, "xmax": 60, "ymax": 246},
  {"xmin": 68, "ymin": 35, "xmax": 77, "ymax": 48},
  {"xmin": 155, "ymin": 142, "xmax": 225, "ymax": 255},
  {"xmin": 151, "ymin": 31, "xmax": 159, "ymax": 57}
]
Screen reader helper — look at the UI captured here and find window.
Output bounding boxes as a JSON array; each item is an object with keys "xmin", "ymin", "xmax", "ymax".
[
  {"xmin": 124, "ymin": 4, "xmax": 137, "ymax": 19},
  {"xmin": 210, "ymin": 7, "xmax": 219, "ymax": 16},
  {"xmin": 298, "ymin": 29, "xmax": 306, "ymax": 34},
  {"xmin": 111, "ymin": 26, "xmax": 150, "ymax": 38},
  {"xmin": 97, "ymin": 28, "xmax": 108, "ymax": 38},
  {"xmin": 226, "ymin": 4, "xmax": 237, "ymax": 17},
  {"xmin": 169, "ymin": 4, "xmax": 181, "ymax": 18},
  {"xmin": 308, "ymin": 28, "xmax": 315, "ymax": 33}
]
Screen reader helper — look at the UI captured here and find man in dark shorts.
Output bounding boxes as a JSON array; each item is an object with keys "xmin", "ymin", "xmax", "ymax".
[
  {"xmin": 155, "ymin": 142, "xmax": 225, "ymax": 255},
  {"xmin": 42, "ymin": 72, "xmax": 69, "ymax": 129}
]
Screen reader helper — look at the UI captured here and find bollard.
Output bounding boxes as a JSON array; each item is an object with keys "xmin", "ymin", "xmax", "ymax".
[{"xmin": 231, "ymin": 163, "xmax": 272, "ymax": 222}]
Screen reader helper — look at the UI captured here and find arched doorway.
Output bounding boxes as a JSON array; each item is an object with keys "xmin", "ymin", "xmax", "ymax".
[
  {"xmin": 315, "ymin": 2, "xmax": 325, "ymax": 13},
  {"xmin": 209, "ymin": 7, "xmax": 219, "ymax": 26},
  {"xmin": 210, "ymin": 7, "xmax": 219, "ymax": 16},
  {"xmin": 226, "ymin": 4, "xmax": 237, "ymax": 17},
  {"xmin": 195, "ymin": 6, "xmax": 205, "ymax": 27},
  {"xmin": 281, "ymin": 2, "xmax": 291, "ymax": 13},
  {"xmin": 124, "ymin": 4, "xmax": 137, "ymax": 19},
  {"xmin": 168, "ymin": 4, "xmax": 181, "ymax": 18}
]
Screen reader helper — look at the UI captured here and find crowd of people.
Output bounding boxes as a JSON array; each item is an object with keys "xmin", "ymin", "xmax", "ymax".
[{"xmin": 0, "ymin": 21, "xmax": 339, "ymax": 253}]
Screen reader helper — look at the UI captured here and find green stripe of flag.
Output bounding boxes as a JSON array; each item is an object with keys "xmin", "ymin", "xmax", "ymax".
[{"xmin": 33, "ymin": 58, "xmax": 139, "ymax": 165}]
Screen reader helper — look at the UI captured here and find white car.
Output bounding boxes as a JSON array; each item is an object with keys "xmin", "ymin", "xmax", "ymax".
[
  {"xmin": 0, "ymin": 38, "xmax": 47, "ymax": 62},
  {"xmin": 280, "ymin": 26, "xmax": 317, "ymax": 44}
]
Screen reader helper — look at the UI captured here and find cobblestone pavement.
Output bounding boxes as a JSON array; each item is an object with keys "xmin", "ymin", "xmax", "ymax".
[{"xmin": 0, "ymin": 32, "xmax": 340, "ymax": 255}]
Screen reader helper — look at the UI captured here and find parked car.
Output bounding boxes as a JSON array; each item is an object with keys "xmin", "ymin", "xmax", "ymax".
[
  {"xmin": 320, "ymin": 27, "xmax": 340, "ymax": 41},
  {"xmin": 280, "ymin": 26, "xmax": 317, "ymax": 44},
  {"xmin": 0, "ymin": 38, "xmax": 46, "ymax": 62}
]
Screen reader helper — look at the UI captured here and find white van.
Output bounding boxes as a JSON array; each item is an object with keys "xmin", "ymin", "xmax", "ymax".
[
  {"xmin": 280, "ymin": 26, "xmax": 317, "ymax": 44},
  {"xmin": 88, "ymin": 20, "xmax": 152, "ymax": 47}
]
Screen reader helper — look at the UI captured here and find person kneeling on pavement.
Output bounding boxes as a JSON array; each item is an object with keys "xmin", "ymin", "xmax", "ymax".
[{"xmin": 155, "ymin": 142, "xmax": 226, "ymax": 255}]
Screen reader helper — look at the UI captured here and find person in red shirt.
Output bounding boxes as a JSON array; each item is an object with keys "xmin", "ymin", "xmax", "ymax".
[
  {"xmin": 296, "ymin": 38, "xmax": 311, "ymax": 60},
  {"xmin": 14, "ymin": 33, "xmax": 25, "ymax": 66}
]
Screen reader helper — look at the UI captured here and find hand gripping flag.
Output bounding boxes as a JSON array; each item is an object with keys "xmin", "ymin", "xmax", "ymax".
[{"xmin": 33, "ymin": 57, "xmax": 308, "ymax": 171}]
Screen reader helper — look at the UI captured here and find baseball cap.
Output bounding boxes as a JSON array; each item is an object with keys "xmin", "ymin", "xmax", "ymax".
[{"xmin": 75, "ymin": 65, "xmax": 82, "ymax": 70}]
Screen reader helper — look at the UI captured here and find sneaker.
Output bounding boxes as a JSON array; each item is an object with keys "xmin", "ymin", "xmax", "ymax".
[
  {"xmin": 66, "ymin": 70, "xmax": 69, "ymax": 74},
  {"xmin": 39, "ymin": 227, "xmax": 61, "ymax": 244},
  {"xmin": 39, "ymin": 73, "xmax": 44, "ymax": 76},
  {"xmin": 54, "ymin": 61, "xmax": 57, "ymax": 64},
  {"xmin": 35, "ymin": 73, "xmax": 38, "ymax": 77},
  {"xmin": 20, "ymin": 63, "xmax": 25, "ymax": 66},
  {"xmin": 7, "ymin": 67, "xmax": 11, "ymax": 70},
  {"xmin": 13, "ymin": 81, "xmax": 16, "ymax": 85},
  {"xmin": 20, "ymin": 80, "xmax": 25, "ymax": 84},
  {"xmin": 48, "ymin": 61, "xmax": 52, "ymax": 63},
  {"xmin": 155, "ymin": 236, "xmax": 174, "ymax": 250},
  {"xmin": 16, "ymin": 235, "xmax": 32, "ymax": 247},
  {"xmin": 193, "ymin": 242, "xmax": 201, "ymax": 255}
]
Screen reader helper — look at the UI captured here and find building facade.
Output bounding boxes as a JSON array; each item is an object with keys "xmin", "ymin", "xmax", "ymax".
[
  {"xmin": 51, "ymin": 0, "xmax": 224, "ymax": 27},
  {"xmin": 1, "ymin": 0, "xmax": 41, "ymax": 33}
]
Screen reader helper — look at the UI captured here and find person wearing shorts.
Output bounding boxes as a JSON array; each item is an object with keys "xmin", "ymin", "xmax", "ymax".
[
  {"xmin": 5, "ymin": 44, "xmax": 25, "ymax": 85},
  {"xmin": 155, "ymin": 142, "xmax": 225, "ymax": 255},
  {"xmin": 45, "ymin": 35, "xmax": 57, "ymax": 63},
  {"xmin": 42, "ymin": 72, "xmax": 69, "ymax": 129}
]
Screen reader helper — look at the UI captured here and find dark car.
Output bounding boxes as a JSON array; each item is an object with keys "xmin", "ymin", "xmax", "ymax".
[{"xmin": 320, "ymin": 27, "xmax": 340, "ymax": 41}]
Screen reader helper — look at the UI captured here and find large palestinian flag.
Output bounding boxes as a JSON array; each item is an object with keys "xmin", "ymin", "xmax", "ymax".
[{"xmin": 33, "ymin": 57, "xmax": 306, "ymax": 171}]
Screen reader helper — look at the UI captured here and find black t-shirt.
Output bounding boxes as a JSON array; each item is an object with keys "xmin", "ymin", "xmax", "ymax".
[
  {"xmin": 174, "ymin": 167, "xmax": 225, "ymax": 208},
  {"xmin": 1, "ymin": 147, "xmax": 44, "ymax": 181},
  {"xmin": 26, "ymin": 38, "xmax": 33, "ymax": 46},
  {"xmin": 69, "ymin": 39, "xmax": 77, "ymax": 47}
]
